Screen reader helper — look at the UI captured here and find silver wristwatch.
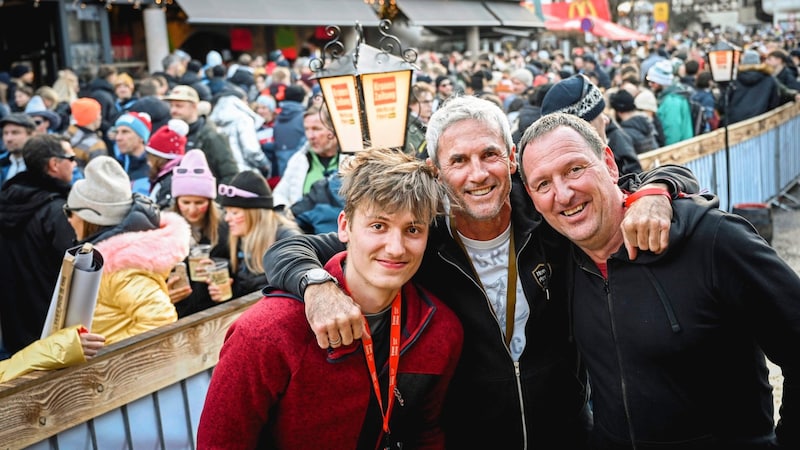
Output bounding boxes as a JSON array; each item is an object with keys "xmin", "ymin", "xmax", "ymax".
[{"xmin": 299, "ymin": 268, "xmax": 337, "ymax": 295}]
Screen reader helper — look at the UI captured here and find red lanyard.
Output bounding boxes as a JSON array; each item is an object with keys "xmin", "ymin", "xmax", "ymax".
[{"xmin": 361, "ymin": 293, "xmax": 402, "ymax": 436}]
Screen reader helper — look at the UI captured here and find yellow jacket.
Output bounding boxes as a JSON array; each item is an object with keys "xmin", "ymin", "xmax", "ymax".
[
  {"xmin": 0, "ymin": 325, "xmax": 85, "ymax": 383},
  {"xmin": 91, "ymin": 211, "xmax": 189, "ymax": 345}
]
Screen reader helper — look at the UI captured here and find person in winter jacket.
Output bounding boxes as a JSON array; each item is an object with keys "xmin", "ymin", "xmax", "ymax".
[
  {"xmin": 63, "ymin": 156, "xmax": 190, "ymax": 345},
  {"xmin": 198, "ymin": 148, "xmax": 463, "ymax": 450},
  {"xmin": 208, "ymin": 93, "xmax": 270, "ymax": 175},
  {"xmin": 145, "ymin": 119, "xmax": 188, "ymax": 209},
  {"xmin": 0, "ymin": 325, "xmax": 104, "ymax": 382},
  {"xmin": 84, "ymin": 64, "xmax": 119, "ymax": 140},
  {"xmin": 518, "ymin": 112, "xmax": 800, "ymax": 450},
  {"xmin": 216, "ymin": 170, "xmax": 301, "ymax": 300},
  {"xmin": 766, "ymin": 49, "xmax": 800, "ymax": 91},
  {"xmin": 65, "ymin": 98, "xmax": 108, "ymax": 176},
  {"xmin": 261, "ymin": 96, "xmax": 700, "ymax": 449},
  {"xmin": 167, "ymin": 150, "xmax": 230, "ymax": 317},
  {"xmin": 610, "ymin": 89, "xmax": 658, "ymax": 154},
  {"xmin": 164, "ymin": 85, "xmax": 239, "ymax": 185},
  {"xmin": 271, "ymin": 85, "xmax": 308, "ymax": 179},
  {"xmin": 0, "ymin": 134, "xmax": 76, "ymax": 356},
  {"xmin": 273, "ymin": 104, "xmax": 339, "ymax": 208},
  {"xmin": 726, "ymin": 50, "xmax": 782, "ymax": 126},
  {"xmin": 647, "ymin": 60, "xmax": 694, "ymax": 145}
]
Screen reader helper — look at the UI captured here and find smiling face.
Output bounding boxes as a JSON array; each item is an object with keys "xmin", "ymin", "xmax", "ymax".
[
  {"xmin": 521, "ymin": 125, "xmax": 624, "ymax": 254},
  {"xmin": 435, "ymin": 119, "xmax": 515, "ymax": 239},
  {"xmin": 177, "ymin": 195, "xmax": 211, "ymax": 226},
  {"xmin": 338, "ymin": 204, "xmax": 428, "ymax": 313},
  {"xmin": 223, "ymin": 206, "xmax": 250, "ymax": 237}
]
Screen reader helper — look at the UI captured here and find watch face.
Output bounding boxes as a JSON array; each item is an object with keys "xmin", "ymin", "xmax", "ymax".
[{"xmin": 307, "ymin": 268, "xmax": 332, "ymax": 283}]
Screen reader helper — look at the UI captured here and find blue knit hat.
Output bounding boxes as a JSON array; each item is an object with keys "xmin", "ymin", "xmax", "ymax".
[
  {"xmin": 115, "ymin": 111, "xmax": 152, "ymax": 142},
  {"xmin": 541, "ymin": 74, "xmax": 606, "ymax": 122}
]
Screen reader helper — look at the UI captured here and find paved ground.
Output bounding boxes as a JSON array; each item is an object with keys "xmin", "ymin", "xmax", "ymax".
[{"xmin": 764, "ymin": 191, "xmax": 800, "ymax": 423}]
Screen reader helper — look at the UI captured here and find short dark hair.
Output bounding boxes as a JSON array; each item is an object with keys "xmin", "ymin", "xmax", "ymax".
[
  {"xmin": 22, "ymin": 134, "xmax": 66, "ymax": 176},
  {"xmin": 696, "ymin": 71, "xmax": 713, "ymax": 89},
  {"xmin": 684, "ymin": 59, "xmax": 700, "ymax": 75}
]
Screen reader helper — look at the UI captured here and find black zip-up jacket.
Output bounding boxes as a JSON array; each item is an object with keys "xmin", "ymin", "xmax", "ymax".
[
  {"xmin": 0, "ymin": 171, "xmax": 75, "ymax": 353},
  {"xmin": 570, "ymin": 195, "xmax": 799, "ymax": 450},
  {"xmin": 263, "ymin": 166, "xmax": 699, "ymax": 449}
]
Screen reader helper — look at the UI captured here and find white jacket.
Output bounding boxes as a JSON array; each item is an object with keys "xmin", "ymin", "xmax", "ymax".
[
  {"xmin": 209, "ymin": 95, "xmax": 267, "ymax": 173},
  {"xmin": 272, "ymin": 144, "xmax": 310, "ymax": 207}
]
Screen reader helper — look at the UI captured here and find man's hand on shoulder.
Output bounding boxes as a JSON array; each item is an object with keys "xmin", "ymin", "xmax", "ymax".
[
  {"xmin": 621, "ymin": 183, "xmax": 672, "ymax": 260},
  {"xmin": 305, "ymin": 282, "xmax": 363, "ymax": 349}
]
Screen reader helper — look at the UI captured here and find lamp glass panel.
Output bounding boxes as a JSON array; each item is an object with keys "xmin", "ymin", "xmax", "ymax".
[
  {"xmin": 318, "ymin": 75, "xmax": 365, "ymax": 153},
  {"xmin": 708, "ymin": 50, "xmax": 735, "ymax": 83},
  {"xmin": 361, "ymin": 70, "xmax": 411, "ymax": 150}
]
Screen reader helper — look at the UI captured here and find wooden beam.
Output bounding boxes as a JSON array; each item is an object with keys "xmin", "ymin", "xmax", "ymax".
[{"xmin": 0, "ymin": 292, "xmax": 262, "ymax": 449}]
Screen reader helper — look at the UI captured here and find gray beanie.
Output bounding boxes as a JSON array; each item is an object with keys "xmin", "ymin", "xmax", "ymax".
[
  {"xmin": 510, "ymin": 68, "xmax": 534, "ymax": 87},
  {"xmin": 67, "ymin": 156, "xmax": 133, "ymax": 226}
]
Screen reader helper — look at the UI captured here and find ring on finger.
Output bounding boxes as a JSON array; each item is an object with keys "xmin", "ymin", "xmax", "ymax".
[{"xmin": 329, "ymin": 335, "xmax": 342, "ymax": 346}]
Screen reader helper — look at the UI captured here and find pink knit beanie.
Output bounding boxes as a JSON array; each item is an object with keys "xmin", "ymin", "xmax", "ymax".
[{"xmin": 171, "ymin": 149, "xmax": 217, "ymax": 199}]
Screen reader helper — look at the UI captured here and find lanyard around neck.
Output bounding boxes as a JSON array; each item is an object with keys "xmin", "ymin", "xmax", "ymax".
[
  {"xmin": 341, "ymin": 277, "xmax": 402, "ymax": 436},
  {"xmin": 362, "ymin": 293, "xmax": 402, "ymax": 436},
  {"xmin": 451, "ymin": 217, "xmax": 518, "ymax": 348}
]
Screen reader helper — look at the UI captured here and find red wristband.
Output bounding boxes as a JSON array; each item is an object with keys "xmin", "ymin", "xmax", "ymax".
[{"xmin": 624, "ymin": 187, "xmax": 672, "ymax": 209}]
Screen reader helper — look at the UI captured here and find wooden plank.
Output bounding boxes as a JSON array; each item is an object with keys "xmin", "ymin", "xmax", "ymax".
[{"xmin": 0, "ymin": 292, "xmax": 262, "ymax": 450}]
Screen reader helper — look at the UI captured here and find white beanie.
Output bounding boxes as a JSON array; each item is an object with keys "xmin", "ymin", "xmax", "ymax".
[
  {"xmin": 67, "ymin": 156, "xmax": 133, "ymax": 226},
  {"xmin": 646, "ymin": 60, "xmax": 675, "ymax": 86}
]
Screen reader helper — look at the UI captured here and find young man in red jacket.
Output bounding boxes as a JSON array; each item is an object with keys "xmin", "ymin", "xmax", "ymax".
[{"xmin": 198, "ymin": 148, "xmax": 463, "ymax": 450}]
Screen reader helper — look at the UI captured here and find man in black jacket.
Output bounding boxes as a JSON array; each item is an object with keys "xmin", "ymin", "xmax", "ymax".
[
  {"xmin": 518, "ymin": 112, "xmax": 799, "ymax": 449},
  {"xmin": 262, "ymin": 96, "xmax": 698, "ymax": 448},
  {"xmin": 0, "ymin": 135, "xmax": 77, "ymax": 357}
]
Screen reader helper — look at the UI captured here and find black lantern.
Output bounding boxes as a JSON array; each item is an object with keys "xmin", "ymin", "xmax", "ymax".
[{"xmin": 310, "ymin": 20, "xmax": 418, "ymax": 153}]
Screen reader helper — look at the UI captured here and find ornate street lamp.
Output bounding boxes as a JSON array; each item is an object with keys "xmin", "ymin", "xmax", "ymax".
[
  {"xmin": 310, "ymin": 20, "xmax": 418, "ymax": 153},
  {"xmin": 706, "ymin": 40, "xmax": 741, "ymax": 210}
]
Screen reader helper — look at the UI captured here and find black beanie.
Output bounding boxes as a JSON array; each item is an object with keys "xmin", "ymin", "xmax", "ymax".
[
  {"xmin": 218, "ymin": 171, "xmax": 275, "ymax": 209},
  {"xmin": 609, "ymin": 89, "xmax": 636, "ymax": 113},
  {"xmin": 541, "ymin": 74, "xmax": 606, "ymax": 122}
]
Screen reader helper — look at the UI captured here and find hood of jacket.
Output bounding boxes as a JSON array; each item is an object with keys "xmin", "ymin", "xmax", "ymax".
[
  {"xmin": 209, "ymin": 95, "xmax": 265, "ymax": 128},
  {"xmin": 613, "ymin": 193, "xmax": 720, "ymax": 265},
  {"xmin": 88, "ymin": 77, "xmax": 115, "ymax": 95},
  {"xmin": 95, "ymin": 209, "xmax": 190, "ymax": 275},
  {"xmin": 0, "ymin": 171, "xmax": 70, "ymax": 231},
  {"xmin": 736, "ymin": 65, "xmax": 773, "ymax": 87},
  {"xmin": 619, "ymin": 114, "xmax": 654, "ymax": 136},
  {"xmin": 276, "ymin": 101, "xmax": 305, "ymax": 124}
]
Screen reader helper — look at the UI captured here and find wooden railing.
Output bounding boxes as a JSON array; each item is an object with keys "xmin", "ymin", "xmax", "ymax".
[
  {"xmin": 638, "ymin": 101, "xmax": 800, "ymax": 210},
  {"xmin": 3, "ymin": 101, "xmax": 800, "ymax": 450},
  {"xmin": 0, "ymin": 292, "xmax": 262, "ymax": 450}
]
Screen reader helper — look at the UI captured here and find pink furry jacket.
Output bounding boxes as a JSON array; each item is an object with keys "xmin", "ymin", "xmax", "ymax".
[{"xmin": 91, "ymin": 211, "xmax": 190, "ymax": 344}]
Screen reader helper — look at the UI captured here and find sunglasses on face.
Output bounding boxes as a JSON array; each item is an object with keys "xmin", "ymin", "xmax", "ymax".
[
  {"xmin": 54, "ymin": 154, "xmax": 76, "ymax": 162},
  {"xmin": 218, "ymin": 184, "xmax": 258, "ymax": 198},
  {"xmin": 62, "ymin": 204, "xmax": 101, "ymax": 219}
]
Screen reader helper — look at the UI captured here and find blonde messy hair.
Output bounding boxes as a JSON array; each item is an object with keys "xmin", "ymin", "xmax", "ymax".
[{"xmin": 338, "ymin": 148, "xmax": 443, "ymax": 226}]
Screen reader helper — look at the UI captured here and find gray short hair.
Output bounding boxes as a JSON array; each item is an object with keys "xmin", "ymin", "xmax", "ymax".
[
  {"xmin": 425, "ymin": 95, "xmax": 513, "ymax": 167},
  {"xmin": 516, "ymin": 112, "xmax": 606, "ymax": 187}
]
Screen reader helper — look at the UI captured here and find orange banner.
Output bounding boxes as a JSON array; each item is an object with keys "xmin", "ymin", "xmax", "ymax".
[{"xmin": 542, "ymin": 0, "xmax": 611, "ymax": 21}]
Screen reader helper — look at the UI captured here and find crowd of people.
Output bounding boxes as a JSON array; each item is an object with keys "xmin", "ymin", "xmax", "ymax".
[{"xmin": 0, "ymin": 27, "xmax": 798, "ymax": 448}]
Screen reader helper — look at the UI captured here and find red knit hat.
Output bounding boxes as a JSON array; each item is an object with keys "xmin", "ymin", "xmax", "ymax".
[{"xmin": 145, "ymin": 119, "xmax": 188, "ymax": 160}]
